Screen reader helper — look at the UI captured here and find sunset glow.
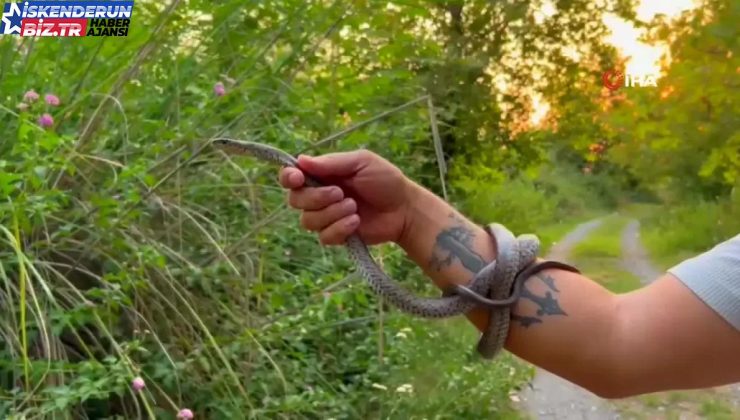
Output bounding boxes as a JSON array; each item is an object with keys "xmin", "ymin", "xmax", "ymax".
[
  {"xmin": 530, "ymin": 1, "xmax": 698, "ymax": 125},
  {"xmin": 604, "ymin": 0, "xmax": 697, "ymax": 77}
]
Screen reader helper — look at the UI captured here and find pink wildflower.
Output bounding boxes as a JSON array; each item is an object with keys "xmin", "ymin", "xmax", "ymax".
[
  {"xmin": 131, "ymin": 377, "xmax": 145, "ymax": 392},
  {"xmin": 38, "ymin": 113, "xmax": 54, "ymax": 128},
  {"xmin": 45, "ymin": 93, "xmax": 60, "ymax": 106},
  {"xmin": 24, "ymin": 90, "xmax": 40, "ymax": 102},
  {"xmin": 177, "ymin": 408, "xmax": 194, "ymax": 419},
  {"xmin": 213, "ymin": 82, "xmax": 226, "ymax": 97}
]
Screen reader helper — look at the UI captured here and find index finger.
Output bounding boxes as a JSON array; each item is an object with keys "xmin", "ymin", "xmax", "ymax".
[{"xmin": 279, "ymin": 167, "xmax": 305, "ymax": 189}]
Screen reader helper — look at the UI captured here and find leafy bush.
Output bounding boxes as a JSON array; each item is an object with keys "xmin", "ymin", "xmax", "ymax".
[
  {"xmin": 452, "ymin": 160, "xmax": 617, "ymax": 238},
  {"xmin": 640, "ymin": 199, "xmax": 740, "ymax": 268},
  {"xmin": 0, "ymin": 3, "xmax": 534, "ymax": 416}
]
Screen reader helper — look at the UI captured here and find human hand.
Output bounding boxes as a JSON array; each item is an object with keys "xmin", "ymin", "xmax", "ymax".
[{"xmin": 279, "ymin": 150, "xmax": 417, "ymax": 246}]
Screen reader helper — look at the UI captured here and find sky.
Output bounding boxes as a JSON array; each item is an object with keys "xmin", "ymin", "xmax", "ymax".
[{"xmin": 604, "ymin": 0, "xmax": 697, "ymax": 76}]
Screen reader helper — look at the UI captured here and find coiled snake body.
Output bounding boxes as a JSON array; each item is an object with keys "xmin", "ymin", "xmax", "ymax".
[{"xmin": 212, "ymin": 138, "xmax": 545, "ymax": 359}]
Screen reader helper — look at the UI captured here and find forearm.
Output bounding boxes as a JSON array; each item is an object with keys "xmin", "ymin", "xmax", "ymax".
[
  {"xmin": 396, "ymin": 182, "xmax": 740, "ymax": 397},
  {"xmin": 397, "ymin": 182, "xmax": 623, "ymax": 395}
]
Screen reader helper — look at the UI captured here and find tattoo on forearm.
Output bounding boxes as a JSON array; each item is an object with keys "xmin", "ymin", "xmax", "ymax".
[
  {"xmin": 538, "ymin": 274, "xmax": 559, "ymax": 292},
  {"xmin": 428, "ymin": 213, "xmax": 486, "ymax": 273},
  {"xmin": 427, "ymin": 215, "xmax": 565, "ymax": 329},
  {"xmin": 512, "ymin": 273, "xmax": 567, "ymax": 328}
]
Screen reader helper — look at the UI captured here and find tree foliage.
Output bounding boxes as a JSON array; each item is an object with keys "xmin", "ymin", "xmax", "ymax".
[{"xmin": 604, "ymin": 0, "xmax": 739, "ymax": 201}]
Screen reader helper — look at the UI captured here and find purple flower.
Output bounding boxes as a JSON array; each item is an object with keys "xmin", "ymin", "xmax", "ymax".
[
  {"xmin": 38, "ymin": 113, "xmax": 54, "ymax": 128},
  {"xmin": 131, "ymin": 377, "xmax": 145, "ymax": 391},
  {"xmin": 177, "ymin": 408, "xmax": 194, "ymax": 419},
  {"xmin": 213, "ymin": 82, "xmax": 226, "ymax": 97},
  {"xmin": 24, "ymin": 90, "xmax": 40, "ymax": 102},
  {"xmin": 45, "ymin": 93, "xmax": 60, "ymax": 106}
]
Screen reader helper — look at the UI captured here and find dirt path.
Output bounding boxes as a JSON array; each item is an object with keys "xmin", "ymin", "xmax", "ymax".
[
  {"xmin": 620, "ymin": 220, "xmax": 661, "ymax": 284},
  {"xmin": 517, "ymin": 218, "xmax": 622, "ymax": 420}
]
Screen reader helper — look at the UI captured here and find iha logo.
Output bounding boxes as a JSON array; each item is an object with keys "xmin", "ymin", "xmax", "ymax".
[
  {"xmin": 602, "ymin": 69, "xmax": 657, "ymax": 91},
  {"xmin": 1, "ymin": 1, "xmax": 134, "ymax": 37}
]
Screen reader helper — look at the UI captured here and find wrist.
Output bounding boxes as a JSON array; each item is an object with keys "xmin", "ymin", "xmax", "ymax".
[{"xmin": 396, "ymin": 180, "xmax": 436, "ymax": 250}]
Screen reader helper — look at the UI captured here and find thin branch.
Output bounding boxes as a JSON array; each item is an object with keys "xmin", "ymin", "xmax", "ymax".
[
  {"xmin": 427, "ymin": 96, "xmax": 448, "ymax": 201},
  {"xmin": 299, "ymin": 95, "xmax": 430, "ymax": 153}
]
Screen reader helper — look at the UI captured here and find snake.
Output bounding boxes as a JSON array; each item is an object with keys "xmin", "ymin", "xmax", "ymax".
[{"xmin": 210, "ymin": 138, "xmax": 572, "ymax": 359}]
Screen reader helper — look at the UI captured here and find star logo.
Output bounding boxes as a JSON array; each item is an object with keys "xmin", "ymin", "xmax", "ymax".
[{"xmin": 1, "ymin": 2, "xmax": 23, "ymax": 35}]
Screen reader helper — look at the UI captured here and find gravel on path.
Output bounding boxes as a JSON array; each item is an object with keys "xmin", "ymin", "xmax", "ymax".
[{"xmin": 620, "ymin": 220, "xmax": 662, "ymax": 284}]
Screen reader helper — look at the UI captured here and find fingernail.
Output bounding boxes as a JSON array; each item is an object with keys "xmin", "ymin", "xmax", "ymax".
[
  {"xmin": 344, "ymin": 198, "xmax": 357, "ymax": 212},
  {"xmin": 330, "ymin": 188, "xmax": 343, "ymax": 201},
  {"xmin": 289, "ymin": 172, "xmax": 302, "ymax": 185}
]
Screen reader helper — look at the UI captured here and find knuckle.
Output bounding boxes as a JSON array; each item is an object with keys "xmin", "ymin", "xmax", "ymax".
[
  {"xmin": 322, "ymin": 187, "xmax": 340, "ymax": 202},
  {"xmin": 357, "ymin": 149, "xmax": 374, "ymax": 161},
  {"xmin": 318, "ymin": 188, "xmax": 331, "ymax": 201}
]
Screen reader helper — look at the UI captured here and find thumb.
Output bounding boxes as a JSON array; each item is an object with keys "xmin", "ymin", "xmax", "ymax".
[{"xmin": 297, "ymin": 150, "xmax": 368, "ymax": 178}]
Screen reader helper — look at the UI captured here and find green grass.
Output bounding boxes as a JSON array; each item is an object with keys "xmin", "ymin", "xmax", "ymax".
[
  {"xmin": 700, "ymin": 399, "xmax": 736, "ymax": 420},
  {"xmin": 570, "ymin": 215, "xmax": 626, "ymax": 258},
  {"xmin": 569, "ymin": 215, "xmax": 643, "ymax": 293},
  {"xmin": 536, "ymin": 211, "xmax": 605, "ymax": 256},
  {"xmin": 381, "ymin": 317, "xmax": 532, "ymax": 419},
  {"xmin": 622, "ymin": 201, "xmax": 740, "ymax": 270},
  {"xmin": 616, "ymin": 390, "xmax": 740, "ymax": 420}
]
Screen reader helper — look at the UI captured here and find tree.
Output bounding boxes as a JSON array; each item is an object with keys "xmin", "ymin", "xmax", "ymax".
[{"xmin": 605, "ymin": 0, "xmax": 739, "ymax": 201}]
